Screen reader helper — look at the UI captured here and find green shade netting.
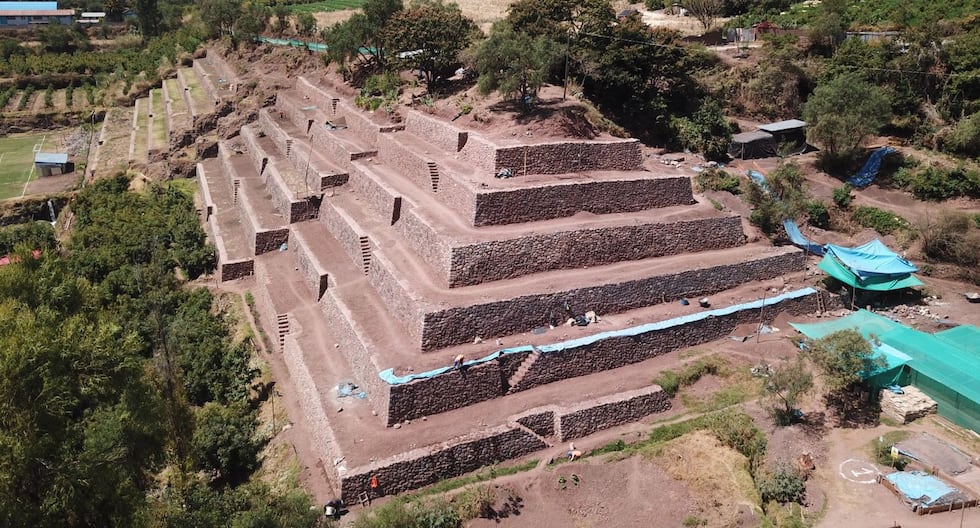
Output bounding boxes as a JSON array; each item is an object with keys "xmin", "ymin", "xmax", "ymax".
[
  {"xmin": 791, "ymin": 310, "xmax": 980, "ymax": 432},
  {"xmin": 818, "ymin": 254, "xmax": 923, "ymax": 291}
]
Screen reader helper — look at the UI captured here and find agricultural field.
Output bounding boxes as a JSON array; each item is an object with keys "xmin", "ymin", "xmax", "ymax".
[
  {"xmin": 0, "ymin": 132, "xmax": 56, "ymax": 200},
  {"xmin": 0, "ymin": 87, "xmax": 93, "ymax": 114},
  {"xmin": 287, "ymin": 0, "xmax": 367, "ymax": 14}
]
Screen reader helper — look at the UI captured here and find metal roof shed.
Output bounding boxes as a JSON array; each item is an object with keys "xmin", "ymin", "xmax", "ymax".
[
  {"xmin": 728, "ymin": 130, "xmax": 775, "ymax": 160},
  {"xmin": 34, "ymin": 152, "xmax": 71, "ymax": 176},
  {"xmin": 758, "ymin": 119, "xmax": 807, "ymax": 133}
]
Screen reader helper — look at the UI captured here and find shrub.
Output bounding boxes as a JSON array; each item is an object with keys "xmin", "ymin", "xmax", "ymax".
[
  {"xmin": 654, "ymin": 356, "xmax": 726, "ymax": 397},
  {"xmin": 756, "ymin": 464, "xmax": 806, "ymax": 504},
  {"xmin": 905, "ymin": 165, "xmax": 980, "ymax": 201},
  {"xmin": 65, "ymin": 82, "xmax": 74, "ymax": 107},
  {"xmin": 832, "ymin": 184, "xmax": 853, "ymax": 208},
  {"xmin": 919, "ymin": 212, "xmax": 979, "ymax": 267},
  {"xmin": 43, "ymin": 84, "xmax": 53, "ymax": 108},
  {"xmin": 852, "ymin": 206, "xmax": 909, "ymax": 235},
  {"xmin": 452, "ymin": 486, "xmax": 495, "ymax": 520},
  {"xmin": 655, "ymin": 370, "xmax": 681, "ymax": 397},
  {"xmin": 695, "ymin": 168, "xmax": 741, "ymax": 194},
  {"xmin": 804, "ymin": 200, "xmax": 830, "ymax": 229},
  {"xmin": 16, "ymin": 85, "xmax": 34, "ymax": 111},
  {"xmin": 943, "ymin": 111, "xmax": 980, "ymax": 157}
]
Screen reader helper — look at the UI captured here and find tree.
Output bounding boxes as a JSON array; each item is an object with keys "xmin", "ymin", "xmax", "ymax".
[
  {"xmin": 201, "ymin": 0, "xmax": 241, "ymax": 37},
  {"xmin": 671, "ymin": 98, "xmax": 732, "ymax": 161},
  {"xmin": 322, "ymin": 0, "xmax": 402, "ymax": 76},
  {"xmin": 473, "ymin": 23, "xmax": 561, "ymax": 107},
  {"xmin": 382, "ymin": 0, "xmax": 477, "ymax": 88},
  {"xmin": 234, "ymin": 1, "xmax": 271, "ymax": 43},
  {"xmin": 136, "ymin": 0, "xmax": 164, "ymax": 37},
  {"xmin": 192, "ymin": 402, "xmax": 263, "ymax": 484},
  {"xmin": 808, "ymin": 329, "xmax": 884, "ymax": 393},
  {"xmin": 683, "ymin": 0, "xmax": 724, "ymax": 32},
  {"xmin": 762, "ymin": 356, "xmax": 813, "ymax": 425},
  {"xmin": 273, "ymin": 2, "xmax": 291, "ymax": 35},
  {"xmin": 803, "ymin": 72, "xmax": 891, "ymax": 156},
  {"xmin": 296, "ymin": 12, "xmax": 317, "ymax": 37}
]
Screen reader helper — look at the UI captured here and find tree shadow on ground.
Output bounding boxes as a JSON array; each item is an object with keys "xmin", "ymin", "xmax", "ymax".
[
  {"xmin": 484, "ymin": 493, "xmax": 524, "ymax": 523},
  {"xmin": 799, "ymin": 410, "xmax": 829, "ymax": 438},
  {"xmin": 485, "ymin": 99, "xmax": 598, "ymax": 139},
  {"xmin": 824, "ymin": 389, "xmax": 881, "ymax": 428}
]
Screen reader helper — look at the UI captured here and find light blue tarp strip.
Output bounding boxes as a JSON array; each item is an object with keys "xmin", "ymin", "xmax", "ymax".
[
  {"xmin": 782, "ymin": 219, "xmax": 825, "ymax": 255},
  {"xmin": 885, "ymin": 471, "xmax": 959, "ymax": 506},
  {"xmin": 848, "ymin": 146, "xmax": 896, "ymax": 188},
  {"xmin": 825, "ymin": 239, "xmax": 918, "ymax": 277},
  {"xmin": 378, "ymin": 287, "xmax": 817, "ymax": 385},
  {"xmin": 748, "ymin": 170, "xmax": 770, "ymax": 193}
]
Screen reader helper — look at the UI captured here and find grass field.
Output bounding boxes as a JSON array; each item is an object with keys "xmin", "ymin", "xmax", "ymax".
[
  {"xmin": 288, "ymin": 0, "xmax": 366, "ymax": 14},
  {"xmin": 0, "ymin": 132, "xmax": 53, "ymax": 201}
]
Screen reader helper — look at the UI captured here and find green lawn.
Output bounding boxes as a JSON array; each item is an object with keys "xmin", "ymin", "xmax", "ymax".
[
  {"xmin": 288, "ymin": 0, "xmax": 367, "ymax": 14},
  {"xmin": 0, "ymin": 132, "xmax": 52, "ymax": 201}
]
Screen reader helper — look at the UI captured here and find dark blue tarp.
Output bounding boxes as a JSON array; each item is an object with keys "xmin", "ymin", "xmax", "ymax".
[
  {"xmin": 825, "ymin": 239, "xmax": 918, "ymax": 278},
  {"xmin": 848, "ymin": 147, "xmax": 896, "ymax": 187},
  {"xmin": 782, "ymin": 220, "xmax": 825, "ymax": 255}
]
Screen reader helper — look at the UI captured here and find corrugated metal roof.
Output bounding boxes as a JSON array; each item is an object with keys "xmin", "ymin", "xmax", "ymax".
[
  {"xmin": 34, "ymin": 152, "xmax": 68, "ymax": 164},
  {"xmin": 0, "ymin": 2, "xmax": 58, "ymax": 10},
  {"xmin": 731, "ymin": 130, "xmax": 773, "ymax": 143},
  {"xmin": 758, "ymin": 119, "xmax": 807, "ymax": 132}
]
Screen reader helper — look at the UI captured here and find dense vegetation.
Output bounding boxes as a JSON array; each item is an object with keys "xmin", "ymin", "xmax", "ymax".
[{"xmin": 0, "ymin": 176, "xmax": 318, "ymax": 527}]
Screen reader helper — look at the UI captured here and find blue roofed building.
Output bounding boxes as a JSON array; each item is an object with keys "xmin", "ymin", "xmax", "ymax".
[{"xmin": 0, "ymin": 2, "xmax": 75, "ymax": 26}]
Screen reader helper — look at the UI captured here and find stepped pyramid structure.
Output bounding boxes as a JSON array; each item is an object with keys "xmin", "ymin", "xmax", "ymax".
[{"xmin": 192, "ymin": 51, "xmax": 828, "ymax": 501}]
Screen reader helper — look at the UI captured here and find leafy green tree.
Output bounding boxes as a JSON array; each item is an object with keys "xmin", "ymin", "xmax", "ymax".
[
  {"xmin": 296, "ymin": 12, "xmax": 317, "ymax": 37},
  {"xmin": 234, "ymin": 2, "xmax": 271, "ymax": 44},
  {"xmin": 382, "ymin": 0, "xmax": 477, "ymax": 88},
  {"xmin": 803, "ymin": 72, "xmax": 891, "ymax": 156},
  {"xmin": 672, "ymin": 98, "xmax": 732, "ymax": 161},
  {"xmin": 506, "ymin": 0, "xmax": 612, "ymax": 42},
  {"xmin": 806, "ymin": 0, "xmax": 847, "ymax": 54},
  {"xmin": 322, "ymin": 0, "xmax": 402, "ymax": 77},
  {"xmin": 192, "ymin": 401, "xmax": 263, "ymax": 484},
  {"xmin": 104, "ymin": 0, "xmax": 126, "ymax": 22},
  {"xmin": 473, "ymin": 22, "xmax": 561, "ymax": 107},
  {"xmin": 0, "ymin": 37, "xmax": 25, "ymax": 61},
  {"xmin": 757, "ymin": 463, "xmax": 806, "ymax": 504},
  {"xmin": 762, "ymin": 356, "xmax": 813, "ymax": 426},
  {"xmin": 683, "ymin": 0, "xmax": 724, "ymax": 31},
  {"xmin": 201, "ymin": 0, "xmax": 241, "ymax": 37},
  {"xmin": 808, "ymin": 329, "xmax": 884, "ymax": 393},
  {"xmin": 136, "ymin": 0, "xmax": 164, "ymax": 37},
  {"xmin": 273, "ymin": 2, "xmax": 291, "ymax": 35}
]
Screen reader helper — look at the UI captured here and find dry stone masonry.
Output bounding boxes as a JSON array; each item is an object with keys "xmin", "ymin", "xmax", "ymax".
[{"xmin": 192, "ymin": 54, "xmax": 830, "ymax": 499}]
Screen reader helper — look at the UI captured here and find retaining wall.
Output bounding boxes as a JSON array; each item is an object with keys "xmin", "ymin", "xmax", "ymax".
[
  {"xmin": 368, "ymin": 250, "xmax": 425, "ymax": 341},
  {"xmin": 196, "ymin": 162, "xmax": 254, "ymax": 281},
  {"xmin": 420, "ymin": 249, "xmax": 804, "ymax": 350},
  {"xmin": 340, "ymin": 425, "xmax": 547, "ymax": 501},
  {"xmin": 385, "ymin": 287, "xmax": 822, "ymax": 423},
  {"xmin": 375, "ymin": 134, "xmax": 475, "ymax": 222},
  {"xmin": 296, "ymin": 77, "xmax": 403, "ymax": 145},
  {"xmin": 282, "ymin": 333, "xmax": 344, "ymax": 485},
  {"xmin": 290, "ymin": 227, "xmax": 330, "ymax": 300},
  {"xmin": 204, "ymin": 50, "xmax": 240, "ymax": 93},
  {"xmin": 192, "ymin": 60, "xmax": 220, "ymax": 107},
  {"xmin": 218, "ymin": 144, "xmax": 289, "ymax": 255},
  {"xmin": 495, "ymin": 140, "xmax": 643, "ymax": 176},
  {"xmin": 445, "ymin": 216, "xmax": 746, "ymax": 287},
  {"xmin": 176, "ymin": 68, "xmax": 201, "ymax": 126},
  {"xmin": 318, "ymin": 199, "xmax": 370, "ymax": 272},
  {"xmin": 257, "ymin": 109, "xmax": 349, "ymax": 192},
  {"xmin": 516, "ymin": 410, "xmax": 555, "ymax": 438},
  {"xmin": 472, "ymin": 176, "xmax": 694, "ymax": 226},
  {"xmin": 556, "ymin": 386, "xmax": 670, "ymax": 441},
  {"xmin": 347, "ymin": 163, "xmax": 402, "ymax": 224},
  {"xmin": 320, "ymin": 290, "xmax": 391, "ymax": 421},
  {"xmin": 404, "ymin": 110, "xmax": 496, "ymax": 172}
]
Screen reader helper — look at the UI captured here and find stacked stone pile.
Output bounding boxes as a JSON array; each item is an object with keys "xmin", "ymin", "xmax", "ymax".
[{"xmin": 880, "ymin": 386, "xmax": 938, "ymax": 424}]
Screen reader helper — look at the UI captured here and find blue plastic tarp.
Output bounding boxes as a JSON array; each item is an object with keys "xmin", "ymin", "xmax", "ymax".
[
  {"xmin": 747, "ymin": 170, "xmax": 770, "ymax": 193},
  {"xmin": 885, "ymin": 471, "xmax": 959, "ymax": 506},
  {"xmin": 848, "ymin": 147, "xmax": 896, "ymax": 188},
  {"xmin": 825, "ymin": 239, "xmax": 918, "ymax": 278},
  {"xmin": 379, "ymin": 288, "xmax": 817, "ymax": 385},
  {"xmin": 782, "ymin": 220, "xmax": 825, "ymax": 255}
]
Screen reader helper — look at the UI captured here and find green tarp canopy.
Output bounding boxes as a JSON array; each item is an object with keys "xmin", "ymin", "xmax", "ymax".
[
  {"xmin": 791, "ymin": 310, "xmax": 980, "ymax": 433},
  {"xmin": 818, "ymin": 253, "xmax": 923, "ymax": 291}
]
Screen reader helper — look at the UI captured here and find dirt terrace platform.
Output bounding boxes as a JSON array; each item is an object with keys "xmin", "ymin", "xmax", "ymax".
[
  {"xmin": 196, "ymin": 159, "xmax": 253, "ymax": 280},
  {"xmin": 256, "ymin": 109, "xmax": 349, "ymax": 188}
]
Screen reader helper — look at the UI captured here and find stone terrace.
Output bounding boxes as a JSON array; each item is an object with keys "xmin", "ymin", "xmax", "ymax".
[{"xmin": 196, "ymin": 65, "xmax": 827, "ymax": 501}]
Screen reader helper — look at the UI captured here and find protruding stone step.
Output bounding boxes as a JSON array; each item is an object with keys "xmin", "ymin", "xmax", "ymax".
[
  {"xmin": 426, "ymin": 161, "xmax": 439, "ymax": 192},
  {"xmin": 507, "ymin": 350, "xmax": 540, "ymax": 393}
]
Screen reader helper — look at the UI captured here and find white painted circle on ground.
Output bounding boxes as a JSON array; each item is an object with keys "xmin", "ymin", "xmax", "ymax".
[{"xmin": 838, "ymin": 458, "xmax": 879, "ymax": 484}]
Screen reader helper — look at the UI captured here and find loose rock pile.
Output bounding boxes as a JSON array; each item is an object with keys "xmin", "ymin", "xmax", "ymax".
[{"xmin": 880, "ymin": 386, "xmax": 938, "ymax": 424}]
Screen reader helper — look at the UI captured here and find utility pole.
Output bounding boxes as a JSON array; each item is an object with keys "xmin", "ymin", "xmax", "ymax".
[{"xmin": 562, "ymin": 31, "xmax": 571, "ymax": 100}]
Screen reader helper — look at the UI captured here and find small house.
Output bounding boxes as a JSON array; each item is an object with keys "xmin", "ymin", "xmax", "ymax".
[
  {"xmin": 34, "ymin": 152, "xmax": 71, "ymax": 176},
  {"xmin": 758, "ymin": 119, "xmax": 807, "ymax": 154},
  {"xmin": 0, "ymin": 2, "xmax": 74, "ymax": 26}
]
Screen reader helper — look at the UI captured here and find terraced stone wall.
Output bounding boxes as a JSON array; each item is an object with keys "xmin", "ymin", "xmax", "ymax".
[
  {"xmin": 556, "ymin": 386, "xmax": 669, "ymax": 441},
  {"xmin": 421, "ymin": 249, "xmax": 804, "ymax": 350},
  {"xmin": 404, "ymin": 110, "xmax": 496, "ymax": 172},
  {"xmin": 340, "ymin": 425, "xmax": 547, "ymax": 501},
  {"xmin": 472, "ymin": 176, "xmax": 694, "ymax": 226},
  {"xmin": 495, "ymin": 140, "xmax": 643, "ymax": 176},
  {"xmin": 290, "ymin": 227, "xmax": 330, "ymax": 300},
  {"xmin": 445, "ymin": 216, "xmax": 747, "ymax": 287},
  {"xmin": 385, "ymin": 286, "xmax": 820, "ymax": 423}
]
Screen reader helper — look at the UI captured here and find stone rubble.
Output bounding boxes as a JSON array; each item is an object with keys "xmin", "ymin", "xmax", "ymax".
[{"xmin": 880, "ymin": 386, "xmax": 938, "ymax": 424}]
